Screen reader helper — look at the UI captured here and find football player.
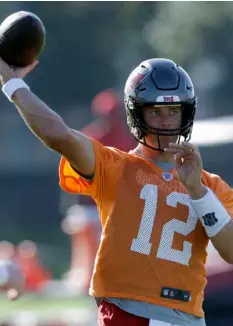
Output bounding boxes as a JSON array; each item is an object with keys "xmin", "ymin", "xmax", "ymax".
[{"xmin": 0, "ymin": 57, "xmax": 233, "ymax": 326}]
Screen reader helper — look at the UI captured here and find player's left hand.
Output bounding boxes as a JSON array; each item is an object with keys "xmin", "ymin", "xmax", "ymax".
[
  {"xmin": 0, "ymin": 57, "xmax": 38, "ymax": 85},
  {"xmin": 164, "ymin": 142, "xmax": 204, "ymax": 194}
]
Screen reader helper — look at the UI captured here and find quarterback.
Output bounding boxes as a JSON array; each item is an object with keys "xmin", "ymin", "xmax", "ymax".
[{"xmin": 0, "ymin": 57, "xmax": 233, "ymax": 326}]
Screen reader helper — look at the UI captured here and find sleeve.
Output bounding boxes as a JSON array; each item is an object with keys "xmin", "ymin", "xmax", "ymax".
[
  {"xmin": 59, "ymin": 138, "xmax": 120, "ymax": 201},
  {"xmin": 202, "ymin": 171, "xmax": 233, "ymax": 217}
]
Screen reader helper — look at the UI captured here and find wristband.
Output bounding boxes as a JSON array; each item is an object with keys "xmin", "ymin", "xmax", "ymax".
[
  {"xmin": 2, "ymin": 78, "xmax": 30, "ymax": 102},
  {"xmin": 190, "ymin": 187, "xmax": 231, "ymax": 237}
]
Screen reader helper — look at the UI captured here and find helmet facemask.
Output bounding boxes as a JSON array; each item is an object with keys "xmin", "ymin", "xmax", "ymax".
[{"xmin": 125, "ymin": 97, "xmax": 196, "ymax": 152}]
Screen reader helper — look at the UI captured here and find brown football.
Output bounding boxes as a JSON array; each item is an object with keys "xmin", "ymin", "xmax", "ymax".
[{"xmin": 0, "ymin": 11, "xmax": 46, "ymax": 67}]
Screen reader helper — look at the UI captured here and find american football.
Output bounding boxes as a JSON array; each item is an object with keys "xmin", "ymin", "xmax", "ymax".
[{"xmin": 0, "ymin": 11, "xmax": 46, "ymax": 67}]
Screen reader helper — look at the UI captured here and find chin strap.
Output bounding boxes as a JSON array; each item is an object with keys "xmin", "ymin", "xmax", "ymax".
[{"xmin": 133, "ymin": 135, "xmax": 182, "ymax": 152}]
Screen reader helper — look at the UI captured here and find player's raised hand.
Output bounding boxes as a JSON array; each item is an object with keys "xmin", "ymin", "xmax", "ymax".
[
  {"xmin": 164, "ymin": 142, "xmax": 206, "ymax": 197},
  {"xmin": 12, "ymin": 60, "xmax": 39, "ymax": 80},
  {"xmin": 0, "ymin": 57, "xmax": 38, "ymax": 85}
]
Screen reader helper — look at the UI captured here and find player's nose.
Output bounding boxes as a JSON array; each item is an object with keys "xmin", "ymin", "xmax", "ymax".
[{"xmin": 159, "ymin": 118, "xmax": 172, "ymax": 128}]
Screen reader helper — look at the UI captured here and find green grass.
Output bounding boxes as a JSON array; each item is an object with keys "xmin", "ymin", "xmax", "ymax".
[{"xmin": 0, "ymin": 295, "xmax": 96, "ymax": 323}]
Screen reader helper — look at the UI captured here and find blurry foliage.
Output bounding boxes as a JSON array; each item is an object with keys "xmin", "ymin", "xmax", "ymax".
[
  {"xmin": 1, "ymin": 2, "xmax": 233, "ymax": 118},
  {"xmin": 144, "ymin": 2, "xmax": 233, "ymax": 118},
  {"xmin": 1, "ymin": 1, "xmax": 232, "ymax": 119}
]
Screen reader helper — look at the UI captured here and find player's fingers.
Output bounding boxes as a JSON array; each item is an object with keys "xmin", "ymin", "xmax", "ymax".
[
  {"xmin": 181, "ymin": 142, "xmax": 199, "ymax": 153},
  {"xmin": 192, "ymin": 150, "xmax": 202, "ymax": 163},
  {"xmin": 27, "ymin": 60, "xmax": 39, "ymax": 72},
  {"xmin": 164, "ymin": 147, "xmax": 193, "ymax": 157},
  {"xmin": 164, "ymin": 148, "xmax": 182, "ymax": 154},
  {"xmin": 167, "ymin": 143, "xmax": 195, "ymax": 154},
  {"xmin": 13, "ymin": 60, "xmax": 39, "ymax": 78},
  {"xmin": 22, "ymin": 61, "xmax": 38, "ymax": 76},
  {"xmin": 174, "ymin": 151, "xmax": 185, "ymax": 167}
]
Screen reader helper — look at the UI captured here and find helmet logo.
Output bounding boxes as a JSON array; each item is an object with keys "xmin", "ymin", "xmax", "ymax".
[
  {"xmin": 156, "ymin": 95, "xmax": 180, "ymax": 103},
  {"xmin": 128, "ymin": 64, "xmax": 151, "ymax": 90},
  {"xmin": 164, "ymin": 96, "xmax": 174, "ymax": 102}
]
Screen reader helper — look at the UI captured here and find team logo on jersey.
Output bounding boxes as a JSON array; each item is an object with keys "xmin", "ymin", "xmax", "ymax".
[
  {"xmin": 161, "ymin": 172, "xmax": 173, "ymax": 182},
  {"xmin": 161, "ymin": 287, "xmax": 191, "ymax": 302}
]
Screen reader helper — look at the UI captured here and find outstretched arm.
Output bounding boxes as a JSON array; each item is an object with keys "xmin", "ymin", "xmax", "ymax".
[{"xmin": 0, "ymin": 58, "xmax": 95, "ymax": 178}]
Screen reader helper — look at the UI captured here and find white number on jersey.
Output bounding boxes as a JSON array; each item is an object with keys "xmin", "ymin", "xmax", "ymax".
[{"xmin": 130, "ymin": 184, "xmax": 199, "ymax": 266}]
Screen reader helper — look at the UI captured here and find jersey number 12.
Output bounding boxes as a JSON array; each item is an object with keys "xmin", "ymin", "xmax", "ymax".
[{"xmin": 130, "ymin": 184, "xmax": 199, "ymax": 266}]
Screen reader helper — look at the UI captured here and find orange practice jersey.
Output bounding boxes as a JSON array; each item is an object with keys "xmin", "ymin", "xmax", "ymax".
[{"xmin": 59, "ymin": 139, "xmax": 233, "ymax": 317}]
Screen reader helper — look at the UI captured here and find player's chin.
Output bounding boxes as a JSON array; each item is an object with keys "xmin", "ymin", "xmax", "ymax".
[
  {"xmin": 148, "ymin": 134, "xmax": 177, "ymax": 150},
  {"xmin": 158, "ymin": 135, "xmax": 178, "ymax": 146}
]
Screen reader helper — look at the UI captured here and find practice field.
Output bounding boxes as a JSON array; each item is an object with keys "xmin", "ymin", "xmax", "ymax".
[{"xmin": 0, "ymin": 295, "xmax": 96, "ymax": 325}]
